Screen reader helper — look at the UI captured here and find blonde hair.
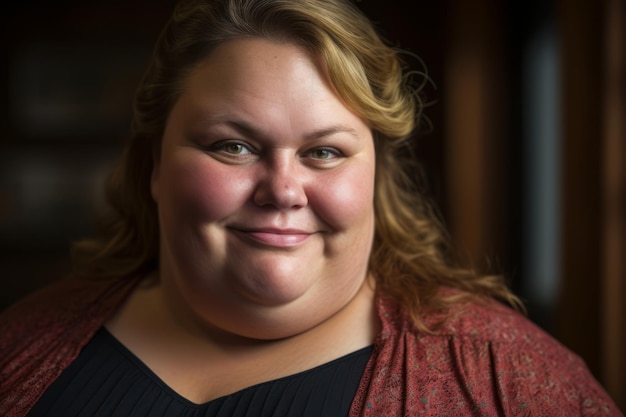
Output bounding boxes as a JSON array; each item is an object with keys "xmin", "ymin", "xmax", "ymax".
[{"xmin": 72, "ymin": 0, "xmax": 522, "ymax": 331}]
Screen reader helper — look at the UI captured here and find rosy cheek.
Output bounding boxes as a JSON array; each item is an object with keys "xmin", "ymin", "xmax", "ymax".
[
  {"xmin": 311, "ymin": 164, "xmax": 375, "ymax": 228},
  {"xmin": 163, "ymin": 156, "xmax": 253, "ymax": 221}
]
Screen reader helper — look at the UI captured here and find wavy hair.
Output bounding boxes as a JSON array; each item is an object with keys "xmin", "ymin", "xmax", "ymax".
[{"xmin": 71, "ymin": 0, "xmax": 523, "ymax": 331}]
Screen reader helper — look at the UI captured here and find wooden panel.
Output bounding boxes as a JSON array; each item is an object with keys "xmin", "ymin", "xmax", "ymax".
[
  {"xmin": 556, "ymin": 1, "xmax": 626, "ymax": 404},
  {"xmin": 443, "ymin": 0, "xmax": 509, "ymax": 273},
  {"xmin": 556, "ymin": 0, "xmax": 604, "ymax": 381},
  {"xmin": 601, "ymin": 0, "xmax": 626, "ymax": 407}
]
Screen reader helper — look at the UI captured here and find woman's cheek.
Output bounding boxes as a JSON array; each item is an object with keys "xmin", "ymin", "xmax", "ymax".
[
  {"xmin": 165, "ymin": 157, "xmax": 253, "ymax": 220},
  {"xmin": 312, "ymin": 164, "xmax": 375, "ymax": 228}
]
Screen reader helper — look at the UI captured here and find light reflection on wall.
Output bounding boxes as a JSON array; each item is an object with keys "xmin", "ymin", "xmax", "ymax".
[{"xmin": 522, "ymin": 19, "xmax": 561, "ymax": 330}]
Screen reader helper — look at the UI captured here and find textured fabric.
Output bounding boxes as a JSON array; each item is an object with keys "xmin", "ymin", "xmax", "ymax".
[
  {"xmin": 0, "ymin": 276, "xmax": 623, "ymax": 417},
  {"xmin": 26, "ymin": 328, "xmax": 372, "ymax": 417},
  {"xmin": 350, "ymin": 294, "xmax": 623, "ymax": 416},
  {"xmin": 0, "ymin": 277, "xmax": 140, "ymax": 417}
]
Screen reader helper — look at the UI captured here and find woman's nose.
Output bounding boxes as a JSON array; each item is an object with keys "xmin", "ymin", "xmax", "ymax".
[{"xmin": 253, "ymin": 157, "xmax": 308, "ymax": 209}]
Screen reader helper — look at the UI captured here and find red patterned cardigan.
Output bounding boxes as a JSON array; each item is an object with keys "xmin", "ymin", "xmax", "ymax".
[{"xmin": 0, "ymin": 276, "xmax": 622, "ymax": 416}]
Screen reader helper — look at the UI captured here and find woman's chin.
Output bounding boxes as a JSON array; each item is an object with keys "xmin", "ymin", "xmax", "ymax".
[
  {"xmin": 228, "ymin": 272, "xmax": 314, "ymax": 308},
  {"xmin": 224, "ymin": 258, "xmax": 322, "ymax": 307}
]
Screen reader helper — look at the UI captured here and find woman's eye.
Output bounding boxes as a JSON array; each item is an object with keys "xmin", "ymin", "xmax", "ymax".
[
  {"xmin": 213, "ymin": 141, "xmax": 252, "ymax": 155},
  {"xmin": 308, "ymin": 148, "xmax": 340, "ymax": 160}
]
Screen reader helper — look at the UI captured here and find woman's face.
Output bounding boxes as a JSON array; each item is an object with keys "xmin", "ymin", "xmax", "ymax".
[{"xmin": 152, "ymin": 38, "xmax": 376, "ymax": 339}]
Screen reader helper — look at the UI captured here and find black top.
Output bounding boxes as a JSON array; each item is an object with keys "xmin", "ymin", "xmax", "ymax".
[{"xmin": 27, "ymin": 328, "xmax": 372, "ymax": 417}]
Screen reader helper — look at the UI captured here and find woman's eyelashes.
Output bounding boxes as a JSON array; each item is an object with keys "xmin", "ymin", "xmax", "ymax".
[
  {"xmin": 305, "ymin": 147, "xmax": 342, "ymax": 160},
  {"xmin": 204, "ymin": 140, "xmax": 258, "ymax": 163},
  {"xmin": 212, "ymin": 140, "xmax": 255, "ymax": 156},
  {"xmin": 203, "ymin": 138, "xmax": 347, "ymax": 166},
  {"xmin": 301, "ymin": 147, "xmax": 346, "ymax": 167}
]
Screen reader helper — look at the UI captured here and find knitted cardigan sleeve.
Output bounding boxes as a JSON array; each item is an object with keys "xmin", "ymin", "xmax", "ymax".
[
  {"xmin": 0, "ymin": 276, "xmax": 140, "ymax": 417},
  {"xmin": 350, "ymin": 294, "xmax": 623, "ymax": 416}
]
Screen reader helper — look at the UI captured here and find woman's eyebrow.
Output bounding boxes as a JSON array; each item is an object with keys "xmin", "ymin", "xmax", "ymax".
[
  {"xmin": 303, "ymin": 125, "xmax": 361, "ymax": 141},
  {"xmin": 197, "ymin": 117, "xmax": 258, "ymax": 137},
  {"xmin": 198, "ymin": 116, "xmax": 361, "ymax": 141}
]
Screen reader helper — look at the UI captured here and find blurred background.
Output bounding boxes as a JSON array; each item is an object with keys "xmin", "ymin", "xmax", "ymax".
[{"xmin": 1, "ymin": 0, "xmax": 624, "ymax": 407}]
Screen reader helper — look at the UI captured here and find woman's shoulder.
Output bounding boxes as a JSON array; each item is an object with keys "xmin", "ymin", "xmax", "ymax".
[
  {"xmin": 380, "ymin": 289, "xmax": 586, "ymax": 371},
  {"xmin": 0, "ymin": 275, "xmax": 139, "ymax": 348},
  {"xmin": 436, "ymin": 293, "xmax": 557, "ymax": 345},
  {"xmin": 371, "ymin": 289, "xmax": 621, "ymax": 415},
  {"xmin": 0, "ymin": 276, "xmax": 141, "ymax": 416},
  {"xmin": 379, "ymin": 287, "xmax": 564, "ymax": 349}
]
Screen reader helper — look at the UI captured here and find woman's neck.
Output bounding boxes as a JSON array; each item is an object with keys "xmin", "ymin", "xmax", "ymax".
[{"xmin": 105, "ymin": 273, "xmax": 379, "ymax": 404}]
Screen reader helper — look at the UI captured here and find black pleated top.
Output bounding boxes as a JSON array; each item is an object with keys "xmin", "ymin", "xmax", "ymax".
[{"xmin": 27, "ymin": 328, "xmax": 372, "ymax": 417}]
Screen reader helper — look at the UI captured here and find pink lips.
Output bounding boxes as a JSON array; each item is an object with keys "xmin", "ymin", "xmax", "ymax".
[{"xmin": 232, "ymin": 228, "xmax": 311, "ymax": 247}]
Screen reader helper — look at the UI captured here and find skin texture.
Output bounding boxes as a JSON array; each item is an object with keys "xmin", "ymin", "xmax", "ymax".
[
  {"xmin": 106, "ymin": 38, "xmax": 380, "ymax": 403},
  {"xmin": 151, "ymin": 38, "xmax": 377, "ymax": 341}
]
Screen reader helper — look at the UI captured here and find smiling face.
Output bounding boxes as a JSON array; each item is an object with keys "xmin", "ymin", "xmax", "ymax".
[{"xmin": 151, "ymin": 38, "xmax": 376, "ymax": 340}]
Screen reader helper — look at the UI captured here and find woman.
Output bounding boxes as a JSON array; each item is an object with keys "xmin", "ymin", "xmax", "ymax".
[{"xmin": 0, "ymin": 0, "xmax": 621, "ymax": 415}]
